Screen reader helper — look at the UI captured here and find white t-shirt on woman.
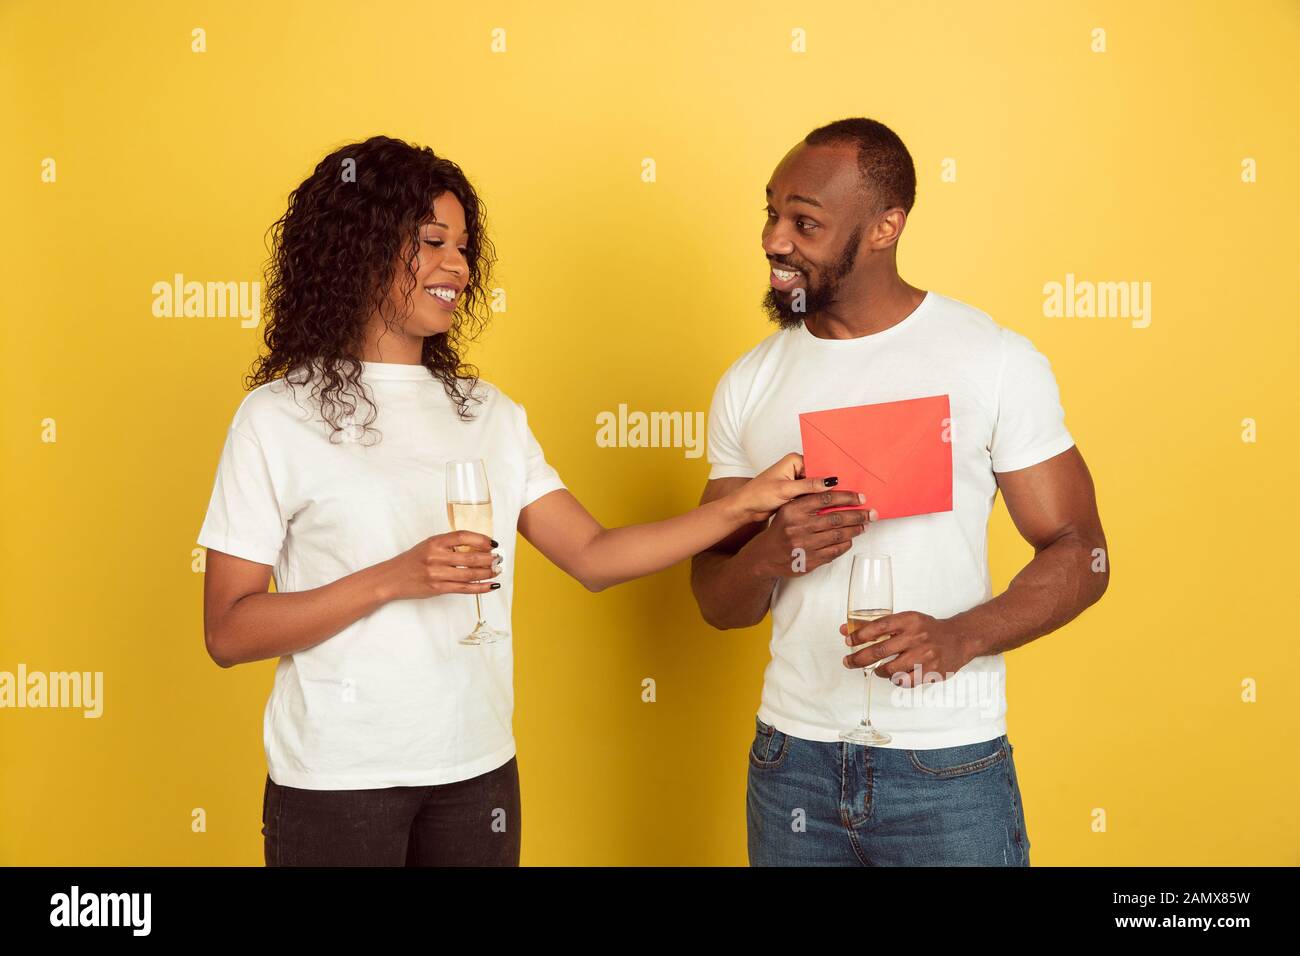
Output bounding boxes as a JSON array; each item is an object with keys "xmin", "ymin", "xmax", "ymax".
[{"xmin": 197, "ymin": 360, "xmax": 566, "ymax": 789}]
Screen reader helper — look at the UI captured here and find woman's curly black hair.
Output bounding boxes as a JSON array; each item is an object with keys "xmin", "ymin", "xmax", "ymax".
[{"xmin": 245, "ymin": 135, "xmax": 497, "ymax": 442}]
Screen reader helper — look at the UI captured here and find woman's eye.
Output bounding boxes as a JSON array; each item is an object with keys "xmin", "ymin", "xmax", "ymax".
[{"xmin": 423, "ymin": 239, "xmax": 469, "ymax": 256}]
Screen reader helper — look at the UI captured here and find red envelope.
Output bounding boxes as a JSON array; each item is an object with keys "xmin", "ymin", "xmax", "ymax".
[{"xmin": 798, "ymin": 395, "xmax": 953, "ymax": 519}]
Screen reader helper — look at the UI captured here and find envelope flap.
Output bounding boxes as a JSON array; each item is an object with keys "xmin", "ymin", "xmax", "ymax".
[
  {"xmin": 800, "ymin": 416, "xmax": 886, "ymax": 484},
  {"xmin": 798, "ymin": 394, "xmax": 954, "ymax": 520},
  {"xmin": 801, "ymin": 394, "xmax": 948, "ymax": 484}
]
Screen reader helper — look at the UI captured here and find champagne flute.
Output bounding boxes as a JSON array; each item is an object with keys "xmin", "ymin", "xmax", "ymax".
[
  {"xmin": 445, "ymin": 459, "xmax": 507, "ymax": 645},
  {"xmin": 840, "ymin": 553, "xmax": 893, "ymax": 746}
]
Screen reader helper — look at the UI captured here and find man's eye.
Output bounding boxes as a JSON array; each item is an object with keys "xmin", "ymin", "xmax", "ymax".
[
  {"xmin": 762, "ymin": 205, "xmax": 776, "ymax": 219},
  {"xmin": 797, "ymin": 220, "xmax": 817, "ymax": 232}
]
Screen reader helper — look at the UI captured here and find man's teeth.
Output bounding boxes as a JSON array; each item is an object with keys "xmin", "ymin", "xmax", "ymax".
[
  {"xmin": 426, "ymin": 287, "xmax": 456, "ymax": 302},
  {"xmin": 772, "ymin": 268, "xmax": 800, "ymax": 281}
]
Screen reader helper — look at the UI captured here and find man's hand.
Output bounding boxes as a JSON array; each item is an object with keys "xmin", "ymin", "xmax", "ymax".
[
  {"xmin": 841, "ymin": 611, "xmax": 977, "ymax": 687},
  {"xmin": 745, "ymin": 491, "xmax": 879, "ymax": 578}
]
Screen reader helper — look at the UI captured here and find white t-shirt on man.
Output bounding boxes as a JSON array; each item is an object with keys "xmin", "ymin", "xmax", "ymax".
[
  {"xmin": 197, "ymin": 360, "xmax": 566, "ymax": 789},
  {"xmin": 707, "ymin": 291, "xmax": 1075, "ymax": 749}
]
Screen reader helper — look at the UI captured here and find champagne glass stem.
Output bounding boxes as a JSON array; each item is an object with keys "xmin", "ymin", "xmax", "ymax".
[
  {"xmin": 864, "ymin": 667, "xmax": 874, "ymax": 728},
  {"xmin": 474, "ymin": 592, "xmax": 485, "ymax": 626}
]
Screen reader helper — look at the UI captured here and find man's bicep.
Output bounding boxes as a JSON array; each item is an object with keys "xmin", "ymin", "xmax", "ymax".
[
  {"xmin": 995, "ymin": 446, "xmax": 1104, "ymax": 552},
  {"xmin": 695, "ymin": 477, "xmax": 766, "ymax": 556}
]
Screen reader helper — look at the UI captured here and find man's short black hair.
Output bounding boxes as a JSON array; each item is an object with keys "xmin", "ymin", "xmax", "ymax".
[{"xmin": 804, "ymin": 117, "xmax": 916, "ymax": 215}]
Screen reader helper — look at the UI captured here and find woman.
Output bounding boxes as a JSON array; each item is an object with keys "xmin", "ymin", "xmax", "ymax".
[{"xmin": 197, "ymin": 135, "xmax": 859, "ymax": 867}]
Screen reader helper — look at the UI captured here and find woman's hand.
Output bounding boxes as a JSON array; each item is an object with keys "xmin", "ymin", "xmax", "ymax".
[
  {"xmin": 378, "ymin": 531, "xmax": 502, "ymax": 602},
  {"xmin": 726, "ymin": 452, "xmax": 854, "ymax": 524}
]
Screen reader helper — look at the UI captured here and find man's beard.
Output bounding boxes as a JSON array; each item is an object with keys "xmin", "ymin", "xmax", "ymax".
[{"xmin": 762, "ymin": 224, "xmax": 863, "ymax": 329}]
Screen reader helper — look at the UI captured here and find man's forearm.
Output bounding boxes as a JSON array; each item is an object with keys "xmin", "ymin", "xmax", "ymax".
[
  {"xmin": 691, "ymin": 539, "xmax": 779, "ymax": 630},
  {"xmin": 951, "ymin": 530, "xmax": 1109, "ymax": 659}
]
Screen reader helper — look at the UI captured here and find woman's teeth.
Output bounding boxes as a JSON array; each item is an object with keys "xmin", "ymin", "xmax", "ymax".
[{"xmin": 426, "ymin": 287, "xmax": 456, "ymax": 302}]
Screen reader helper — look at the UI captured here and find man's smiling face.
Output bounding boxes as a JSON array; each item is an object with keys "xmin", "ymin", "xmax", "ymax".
[{"xmin": 761, "ymin": 142, "xmax": 872, "ymax": 328}]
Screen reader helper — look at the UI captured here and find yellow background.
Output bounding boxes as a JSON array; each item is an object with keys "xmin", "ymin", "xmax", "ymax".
[{"xmin": 2, "ymin": 0, "xmax": 1297, "ymax": 865}]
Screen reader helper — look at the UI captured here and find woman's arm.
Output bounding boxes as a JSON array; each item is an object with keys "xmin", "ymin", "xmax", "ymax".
[
  {"xmin": 517, "ymin": 453, "xmax": 851, "ymax": 592},
  {"xmin": 203, "ymin": 531, "xmax": 500, "ymax": 667}
]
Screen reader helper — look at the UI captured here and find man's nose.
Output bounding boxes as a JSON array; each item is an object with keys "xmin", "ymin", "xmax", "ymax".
[{"xmin": 763, "ymin": 227, "xmax": 794, "ymax": 258}]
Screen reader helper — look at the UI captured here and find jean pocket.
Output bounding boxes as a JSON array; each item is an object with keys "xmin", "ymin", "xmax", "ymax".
[
  {"xmin": 907, "ymin": 736, "xmax": 1007, "ymax": 778},
  {"xmin": 749, "ymin": 716, "xmax": 790, "ymax": 770}
]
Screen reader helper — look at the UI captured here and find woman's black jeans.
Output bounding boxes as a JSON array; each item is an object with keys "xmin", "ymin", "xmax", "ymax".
[{"xmin": 261, "ymin": 756, "xmax": 521, "ymax": 866}]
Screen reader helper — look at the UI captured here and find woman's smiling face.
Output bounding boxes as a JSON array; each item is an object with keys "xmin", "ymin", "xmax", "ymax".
[{"xmin": 391, "ymin": 191, "xmax": 470, "ymax": 338}]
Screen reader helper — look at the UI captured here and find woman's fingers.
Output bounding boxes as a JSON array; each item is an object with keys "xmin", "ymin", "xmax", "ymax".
[
  {"xmin": 765, "ymin": 452, "xmax": 845, "ymax": 500},
  {"xmin": 795, "ymin": 474, "xmax": 845, "ymax": 497},
  {"xmin": 415, "ymin": 531, "xmax": 504, "ymax": 595},
  {"xmin": 435, "ymin": 548, "xmax": 499, "ymax": 569},
  {"xmin": 784, "ymin": 476, "xmax": 847, "ymax": 501},
  {"xmin": 444, "ymin": 530, "xmax": 495, "ymax": 552},
  {"xmin": 446, "ymin": 564, "xmax": 501, "ymax": 583},
  {"xmin": 425, "ymin": 562, "xmax": 502, "ymax": 595},
  {"xmin": 447, "ymin": 579, "xmax": 502, "ymax": 594},
  {"xmin": 771, "ymin": 451, "xmax": 804, "ymax": 480}
]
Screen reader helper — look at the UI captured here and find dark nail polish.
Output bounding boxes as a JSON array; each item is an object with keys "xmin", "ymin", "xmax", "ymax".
[
  {"xmin": 490, "ymin": 539, "xmax": 499, "ymax": 548},
  {"xmin": 825, "ymin": 476, "xmax": 839, "ymax": 487},
  {"xmin": 490, "ymin": 582, "xmax": 501, "ymax": 590}
]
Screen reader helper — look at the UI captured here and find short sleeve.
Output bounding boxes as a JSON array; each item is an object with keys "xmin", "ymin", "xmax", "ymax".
[
  {"xmin": 989, "ymin": 328, "xmax": 1077, "ymax": 473},
  {"xmin": 706, "ymin": 371, "xmax": 757, "ymax": 480},
  {"xmin": 517, "ymin": 405, "xmax": 566, "ymax": 508},
  {"xmin": 196, "ymin": 425, "xmax": 289, "ymax": 565}
]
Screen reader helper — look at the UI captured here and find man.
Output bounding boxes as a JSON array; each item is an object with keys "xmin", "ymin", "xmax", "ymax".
[{"xmin": 691, "ymin": 118, "xmax": 1109, "ymax": 866}]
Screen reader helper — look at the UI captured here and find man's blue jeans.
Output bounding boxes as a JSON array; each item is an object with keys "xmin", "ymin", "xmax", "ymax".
[{"xmin": 746, "ymin": 716, "xmax": 1031, "ymax": 866}]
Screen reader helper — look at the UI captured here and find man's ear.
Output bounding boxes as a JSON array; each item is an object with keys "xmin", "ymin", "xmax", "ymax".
[{"xmin": 870, "ymin": 207, "xmax": 908, "ymax": 251}]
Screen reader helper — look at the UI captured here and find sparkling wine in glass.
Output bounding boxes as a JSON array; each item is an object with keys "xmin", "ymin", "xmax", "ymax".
[
  {"xmin": 840, "ymin": 553, "xmax": 893, "ymax": 746},
  {"xmin": 445, "ymin": 459, "xmax": 507, "ymax": 645}
]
